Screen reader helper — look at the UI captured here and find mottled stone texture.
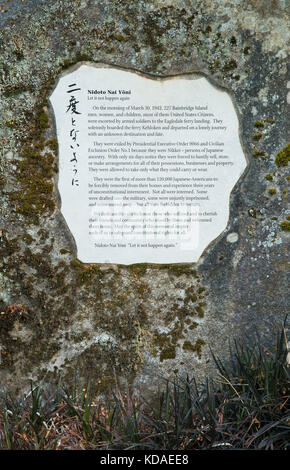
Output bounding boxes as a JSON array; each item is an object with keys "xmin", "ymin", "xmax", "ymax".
[{"xmin": 0, "ymin": 0, "xmax": 289, "ymax": 394}]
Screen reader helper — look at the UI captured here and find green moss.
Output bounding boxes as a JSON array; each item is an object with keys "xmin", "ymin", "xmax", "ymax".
[
  {"xmin": 265, "ymin": 174, "xmax": 273, "ymax": 181},
  {"xmin": 70, "ymin": 258, "xmax": 103, "ymax": 286},
  {"xmin": 128, "ymin": 263, "xmax": 148, "ymax": 276},
  {"xmin": 13, "ymin": 49, "xmax": 24, "ymax": 60},
  {"xmin": 195, "ymin": 305, "xmax": 205, "ymax": 318},
  {"xmin": 114, "ymin": 34, "xmax": 129, "ymax": 41},
  {"xmin": 0, "ymin": 232, "xmax": 20, "ymax": 257},
  {"xmin": 275, "ymin": 144, "xmax": 290, "ymax": 167},
  {"xmin": 126, "ymin": 263, "xmax": 199, "ymax": 279},
  {"xmin": 12, "ymin": 184, "xmax": 54, "ymax": 221},
  {"xmin": 182, "ymin": 338, "xmax": 205, "ymax": 359},
  {"xmin": 204, "ymin": 25, "xmax": 212, "ymax": 37},
  {"xmin": 46, "ymin": 138, "xmax": 58, "ymax": 153},
  {"xmin": 3, "ymin": 85, "xmax": 28, "ymax": 97},
  {"xmin": 254, "ymin": 121, "xmax": 265, "ymax": 128},
  {"xmin": 253, "ymin": 133, "xmax": 263, "ymax": 141},
  {"xmin": 223, "ymin": 59, "xmax": 237, "ymax": 72},
  {"xmin": 60, "ymin": 248, "xmax": 70, "ymax": 255},
  {"xmin": 6, "ymin": 119, "xmax": 17, "ymax": 129},
  {"xmin": 182, "ymin": 341, "xmax": 194, "ymax": 351},
  {"xmin": 184, "ymin": 287, "xmax": 198, "ymax": 304},
  {"xmin": 160, "ymin": 347, "xmax": 176, "ymax": 361},
  {"xmin": 154, "ymin": 319, "xmax": 185, "ymax": 363},
  {"xmin": 60, "ymin": 54, "xmax": 92, "ymax": 71},
  {"xmin": 280, "ymin": 221, "xmax": 290, "ymax": 232},
  {"xmin": 23, "ymin": 248, "xmax": 53, "ymax": 277},
  {"xmin": 0, "ymin": 174, "xmax": 5, "ymax": 189},
  {"xmin": 22, "ymin": 233, "xmax": 34, "ymax": 245},
  {"xmin": 253, "ymin": 150, "xmax": 265, "ymax": 158},
  {"xmin": 198, "ymin": 286, "xmax": 205, "ymax": 295},
  {"xmin": 168, "ymin": 265, "xmax": 198, "ymax": 277},
  {"xmin": 9, "ymin": 115, "xmax": 58, "ymax": 224},
  {"xmin": 37, "ymin": 109, "xmax": 49, "ymax": 130},
  {"xmin": 268, "ymin": 188, "xmax": 277, "ymax": 195},
  {"xmin": 37, "ymin": 228, "xmax": 49, "ymax": 241},
  {"xmin": 230, "ymin": 36, "xmax": 237, "ymax": 46}
]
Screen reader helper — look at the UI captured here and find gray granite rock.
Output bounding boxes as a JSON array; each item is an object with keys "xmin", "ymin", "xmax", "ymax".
[{"xmin": 0, "ymin": 0, "xmax": 289, "ymax": 394}]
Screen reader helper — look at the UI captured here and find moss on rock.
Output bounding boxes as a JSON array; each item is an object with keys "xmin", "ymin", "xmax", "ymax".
[{"xmin": 275, "ymin": 144, "xmax": 290, "ymax": 167}]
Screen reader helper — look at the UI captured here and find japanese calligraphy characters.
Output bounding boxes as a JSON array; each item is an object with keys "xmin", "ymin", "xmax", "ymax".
[{"xmin": 66, "ymin": 83, "xmax": 82, "ymax": 187}]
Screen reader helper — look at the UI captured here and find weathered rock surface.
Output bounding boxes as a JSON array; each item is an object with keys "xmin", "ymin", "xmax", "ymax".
[{"xmin": 0, "ymin": 0, "xmax": 289, "ymax": 394}]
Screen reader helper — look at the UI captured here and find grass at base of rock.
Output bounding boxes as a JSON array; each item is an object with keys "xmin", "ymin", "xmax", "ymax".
[{"xmin": 0, "ymin": 322, "xmax": 289, "ymax": 450}]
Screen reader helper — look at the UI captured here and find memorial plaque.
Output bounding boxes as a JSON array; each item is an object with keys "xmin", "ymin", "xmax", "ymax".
[{"xmin": 50, "ymin": 65, "xmax": 246, "ymax": 264}]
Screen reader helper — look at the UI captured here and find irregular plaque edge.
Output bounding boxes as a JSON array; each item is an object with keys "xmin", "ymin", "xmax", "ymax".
[{"xmin": 48, "ymin": 61, "xmax": 249, "ymax": 267}]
